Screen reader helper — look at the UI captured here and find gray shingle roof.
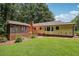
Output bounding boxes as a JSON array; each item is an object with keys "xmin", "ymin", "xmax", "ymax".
[
  {"xmin": 7, "ymin": 20, "xmax": 30, "ymax": 26},
  {"xmin": 7, "ymin": 20, "xmax": 75, "ymax": 27},
  {"xmin": 33, "ymin": 21, "xmax": 75, "ymax": 26}
]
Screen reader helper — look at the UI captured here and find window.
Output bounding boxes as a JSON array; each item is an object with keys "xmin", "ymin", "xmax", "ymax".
[
  {"xmin": 51, "ymin": 27, "xmax": 53, "ymax": 31},
  {"xmin": 24, "ymin": 26, "xmax": 26, "ymax": 32},
  {"xmin": 22, "ymin": 26, "xmax": 24, "ymax": 32},
  {"xmin": 18, "ymin": 26, "xmax": 21, "ymax": 33},
  {"xmin": 10, "ymin": 25, "xmax": 28, "ymax": 33},
  {"xmin": 56, "ymin": 26, "xmax": 59, "ymax": 30},
  {"xmin": 16, "ymin": 26, "xmax": 19, "ymax": 33},
  {"xmin": 24, "ymin": 27, "xmax": 27, "ymax": 32},
  {"xmin": 34, "ymin": 27, "xmax": 36, "ymax": 30},
  {"xmin": 40, "ymin": 27, "xmax": 42, "ymax": 30},
  {"xmin": 47, "ymin": 27, "xmax": 50, "ymax": 31},
  {"xmin": 10, "ymin": 25, "xmax": 16, "ymax": 33}
]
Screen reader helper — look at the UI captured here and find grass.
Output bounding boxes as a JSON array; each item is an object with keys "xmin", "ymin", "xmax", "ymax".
[{"xmin": 0, "ymin": 37, "xmax": 79, "ymax": 56}]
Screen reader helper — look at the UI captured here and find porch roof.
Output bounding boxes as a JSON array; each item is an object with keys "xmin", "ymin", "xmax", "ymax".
[{"xmin": 7, "ymin": 20, "xmax": 30, "ymax": 26}]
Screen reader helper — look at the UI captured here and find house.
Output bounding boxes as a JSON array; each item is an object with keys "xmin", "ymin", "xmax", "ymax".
[
  {"xmin": 33, "ymin": 21, "xmax": 75, "ymax": 37},
  {"xmin": 7, "ymin": 20, "xmax": 31, "ymax": 40},
  {"xmin": 7, "ymin": 20, "xmax": 75, "ymax": 40}
]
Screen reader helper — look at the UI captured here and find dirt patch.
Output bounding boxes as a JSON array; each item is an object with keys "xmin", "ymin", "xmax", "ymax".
[{"xmin": 0, "ymin": 40, "xmax": 15, "ymax": 46}]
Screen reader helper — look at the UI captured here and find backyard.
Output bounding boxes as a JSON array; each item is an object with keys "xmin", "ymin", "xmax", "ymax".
[{"xmin": 0, "ymin": 37, "xmax": 79, "ymax": 56}]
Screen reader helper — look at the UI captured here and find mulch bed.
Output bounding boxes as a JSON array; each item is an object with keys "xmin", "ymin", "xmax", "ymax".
[
  {"xmin": 0, "ymin": 40, "xmax": 15, "ymax": 46},
  {"xmin": 76, "ymin": 34, "xmax": 79, "ymax": 36},
  {"xmin": 0, "ymin": 37, "xmax": 31, "ymax": 46}
]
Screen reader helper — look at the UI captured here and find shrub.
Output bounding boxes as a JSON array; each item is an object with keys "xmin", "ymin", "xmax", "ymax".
[
  {"xmin": 15, "ymin": 35, "xmax": 23, "ymax": 43},
  {"xmin": 15, "ymin": 37, "xmax": 22, "ymax": 43},
  {"xmin": 31, "ymin": 35, "xmax": 36, "ymax": 38},
  {"xmin": 0, "ymin": 37, "xmax": 8, "ymax": 42}
]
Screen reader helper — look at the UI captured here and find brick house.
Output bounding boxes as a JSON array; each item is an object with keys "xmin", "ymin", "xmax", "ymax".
[
  {"xmin": 7, "ymin": 20, "xmax": 75, "ymax": 40},
  {"xmin": 7, "ymin": 20, "xmax": 31, "ymax": 40}
]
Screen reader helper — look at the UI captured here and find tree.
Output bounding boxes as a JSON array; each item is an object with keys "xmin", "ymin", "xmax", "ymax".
[
  {"xmin": 71, "ymin": 14, "xmax": 79, "ymax": 30},
  {"xmin": 0, "ymin": 3, "xmax": 55, "ymax": 35},
  {"xmin": 15, "ymin": 3, "xmax": 55, "ymax": 23}
]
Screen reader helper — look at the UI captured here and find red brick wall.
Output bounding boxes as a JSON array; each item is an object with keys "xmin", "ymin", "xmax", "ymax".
[{"xmin": 8, "ymin": 32, "xmax": 30, "ymax": 40}]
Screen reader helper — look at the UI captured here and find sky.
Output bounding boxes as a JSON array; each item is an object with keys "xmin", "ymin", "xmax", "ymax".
[{"xmin": 48, "ymin": 3, "xmax": 79, "ymax": 22}]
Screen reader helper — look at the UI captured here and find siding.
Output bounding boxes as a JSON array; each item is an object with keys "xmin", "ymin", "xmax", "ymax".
[{"xmin": 33, "ymin": 24, "xmax": 74, "ymax": 37}]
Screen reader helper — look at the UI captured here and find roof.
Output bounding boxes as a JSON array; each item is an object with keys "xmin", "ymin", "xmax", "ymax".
[
  {"xmin": 7, "ymin": 20, "xmax": 30, "ymax": 26},
  {"xmin": 33, "ymin": 21, "xmax": 75, "ymax": 26}
]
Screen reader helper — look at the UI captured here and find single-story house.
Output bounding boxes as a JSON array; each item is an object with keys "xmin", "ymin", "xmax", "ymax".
[
  {"xmin": 7, "ymin": 20, "xmax": 75, "ymax": 40},
  {"xmin": 33, "ymin": 21, "xmax": 75, "ymax": 37},
  {"xmin": 7, "ymin": 20, "xmax": 31, "ymax": 40}
]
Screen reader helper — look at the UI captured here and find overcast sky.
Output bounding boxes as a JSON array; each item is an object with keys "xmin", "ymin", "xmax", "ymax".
[{"xmin": 48, "ymin": 3, "xmax": 79, "ymax": 22}]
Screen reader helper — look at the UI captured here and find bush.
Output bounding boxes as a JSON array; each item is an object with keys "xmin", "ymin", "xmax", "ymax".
[
  {"xmin": 0, "ymin": 37, "xmax": 8, "ymax": 42},
  {"xmin": 15, "ymin": 35, "xmax": 23, "ymax": 43},
  {"xmin": 15, "ymin": 37, "xmax": 22, "ymax": 43},
  {"xmin": 31, "ymin": 35, "xmax": 36, "ymax": 38}
]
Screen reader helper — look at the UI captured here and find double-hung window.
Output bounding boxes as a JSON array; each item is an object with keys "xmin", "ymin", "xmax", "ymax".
[{"xmin": 47, "ymin": 26, "xmax": 50, "ymax": 31}]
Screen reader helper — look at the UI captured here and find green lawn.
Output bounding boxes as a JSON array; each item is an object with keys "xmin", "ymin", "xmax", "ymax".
[{"xmin": 0, "ymin": 37, "xmax": 79, "ymax": 56}]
